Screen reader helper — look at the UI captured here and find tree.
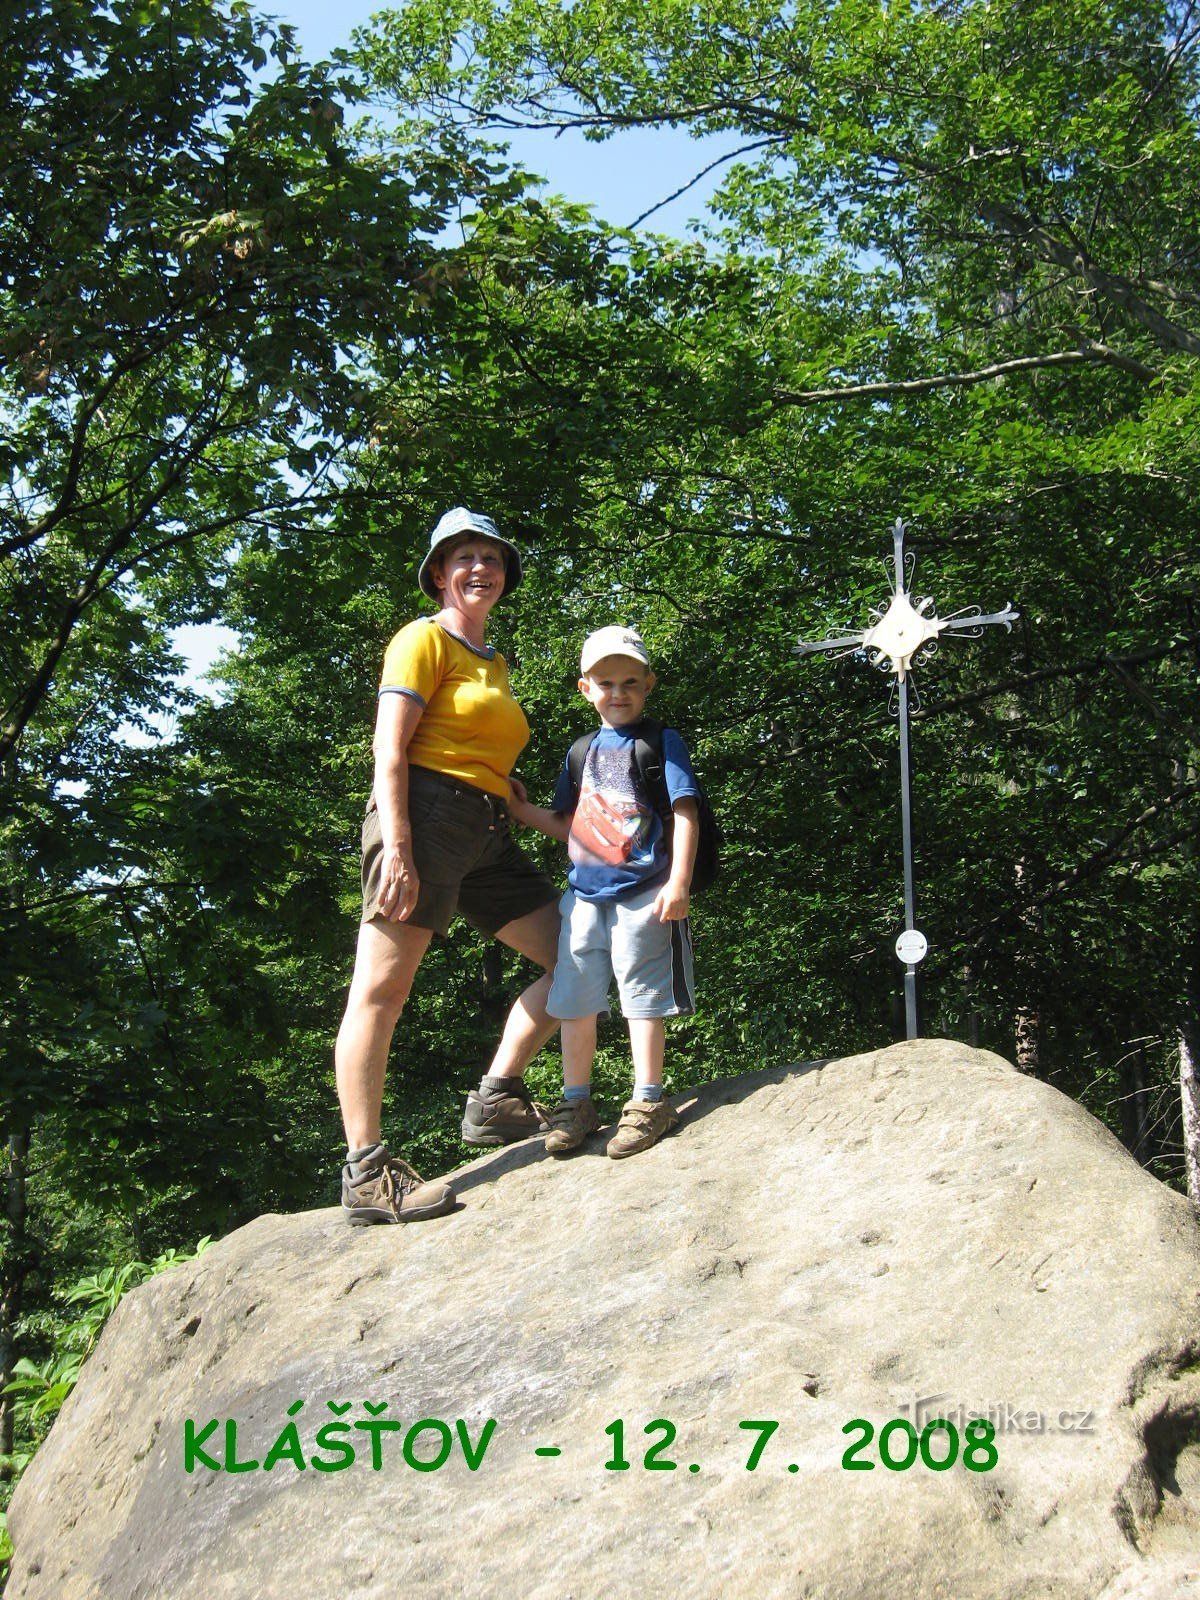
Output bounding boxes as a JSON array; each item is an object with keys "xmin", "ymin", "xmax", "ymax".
[
  {"xmin": 364, "ymin": 0, "xmax": 1200, "ymax": 376},
  {"xmin": 0, "ymin": 0, "xmax": 558, "ymax": 1475}
]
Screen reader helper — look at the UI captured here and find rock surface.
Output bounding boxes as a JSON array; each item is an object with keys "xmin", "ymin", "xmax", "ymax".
[{"xmin": 8, "ymin": 1039, "xmax": 1200, "ymax": 1600}]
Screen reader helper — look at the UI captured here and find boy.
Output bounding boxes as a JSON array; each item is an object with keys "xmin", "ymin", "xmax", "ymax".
[{"xmin": 510, "ymin": 626, "xmax": 700, "ymax": 1158}]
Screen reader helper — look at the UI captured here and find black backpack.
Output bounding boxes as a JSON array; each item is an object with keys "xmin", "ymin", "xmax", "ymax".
[{"xmin": 566, "ymin": 717, "xmax": 723, "ymax": 894}]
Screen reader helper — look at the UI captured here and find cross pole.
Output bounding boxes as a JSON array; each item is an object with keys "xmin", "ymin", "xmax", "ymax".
[{"xmin": 795, "ymin": 519, "xmax": 1019, "ymax": 1040}]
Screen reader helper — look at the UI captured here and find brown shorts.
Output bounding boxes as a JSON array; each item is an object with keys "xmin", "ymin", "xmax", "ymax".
[{"xmin": 361, "ymin": 766, "xmax": 559, "ymax": 938}]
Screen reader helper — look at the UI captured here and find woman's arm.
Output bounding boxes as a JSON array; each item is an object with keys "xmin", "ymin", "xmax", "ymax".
[{"xmin": 372, "ymin": 691, "xmax": 427, "ymax": 921}]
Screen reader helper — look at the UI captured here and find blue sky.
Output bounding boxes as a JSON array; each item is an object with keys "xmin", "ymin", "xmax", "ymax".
[{"xmin": 262, "ymin": 0, "xmax": 734, "ymax": 235}]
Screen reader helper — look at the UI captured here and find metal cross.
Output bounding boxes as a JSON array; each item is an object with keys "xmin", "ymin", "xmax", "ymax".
[{"xmin": 795, "ymin": 519, "xmax": 1019, "ymax": 1040}]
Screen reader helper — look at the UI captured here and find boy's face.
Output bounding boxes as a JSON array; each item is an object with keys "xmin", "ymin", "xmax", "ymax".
[{"xmin": 579, "ymin": 654, "xmax": 656, "ymax": 729}]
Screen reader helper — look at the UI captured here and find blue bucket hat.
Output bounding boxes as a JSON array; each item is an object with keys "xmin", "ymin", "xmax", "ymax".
[{"xmin": 417, "ymin": 507, "xmax": 524, "ymax": 600}]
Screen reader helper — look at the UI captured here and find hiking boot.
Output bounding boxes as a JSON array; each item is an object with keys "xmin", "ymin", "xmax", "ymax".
[
  {"xmin": 543, "ymin": 1097, "xmax": 601, "ymax": 1156},
  {"xmin": 341, "ymin": 1147, "xmax": 455, "ymax": 1225},
  {"xmin": 606, "ymin": 1097, "xmax": 679, "ymax": 1160},
  {"xmin": 461, "ymin": 1076, "xmax": 548, "ymax": 1147}
]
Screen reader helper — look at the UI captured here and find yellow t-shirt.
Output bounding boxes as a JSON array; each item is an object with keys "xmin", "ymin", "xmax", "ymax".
[{"xmin": 378, "ymin": 619, "xmax": 529, "ymax": 800}]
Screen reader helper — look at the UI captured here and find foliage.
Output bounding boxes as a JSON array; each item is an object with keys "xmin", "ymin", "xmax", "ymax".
[
  {"xmin": 5, "ymin": 1238, "xmax": 210, "ymax": 1445},
  {"xmin": 363, "ymin": 0, "xmax": 1200, "ymax": 380},
  {"xmin": 0, "ymin": 0, "xmax": 608, "ymax": 1509},
  {"xmin": 0, "ymin": 1235, "xmax": 211, "ymax": 1579}
]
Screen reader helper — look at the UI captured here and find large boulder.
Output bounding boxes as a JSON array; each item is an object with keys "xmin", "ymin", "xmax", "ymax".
[{"xmin": 8, "ymin": 1040, "xmax": 1200, "ymax": 1599}]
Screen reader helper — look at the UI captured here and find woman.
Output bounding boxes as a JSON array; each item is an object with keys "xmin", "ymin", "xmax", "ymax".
[{"xmin": 335, "ymin": 507, "xmax": 561, "ymax": 1224}]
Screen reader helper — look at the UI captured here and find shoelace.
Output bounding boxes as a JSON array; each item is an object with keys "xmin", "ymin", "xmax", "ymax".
[{"xmin": 377, "ymin": 1155, "xmax": 425, "ymax": 1201}]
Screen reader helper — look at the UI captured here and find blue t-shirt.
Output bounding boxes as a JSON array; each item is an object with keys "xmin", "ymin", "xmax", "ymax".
[{"xmin": 551, "ymin": 725, "xmax": 700, "ymax": 902}]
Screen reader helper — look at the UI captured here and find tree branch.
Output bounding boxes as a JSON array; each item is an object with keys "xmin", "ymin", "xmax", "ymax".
[
  {"xmin": 628, "ymin": 138, "xmax": 778, "ymax": 229},
  {"xmin": 964, "ymin": 784, "xmax": 1200, "ymax": 954},
  {"xmin": 978, "ymin": 200, "xmax": 1200, "ymax": 358},
  {"xmin": 1103, "ymin": 657, "xmax": 1200, "ymax": 754},
  {"xmin": 773, "ymin": 344, "xmax": 1157, "ymax": 406},
  {"xmin": 927, "ymin": 633, "xmax": 1200, "ymax": 717}
]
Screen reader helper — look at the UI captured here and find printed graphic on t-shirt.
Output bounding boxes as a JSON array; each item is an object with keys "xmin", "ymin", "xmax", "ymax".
[
  {"xmin": 552, "ymin": 723, "xmax": 699, "ymax": 902},
  {"xmin": 569, "ymin": 742, "xmax": 654, "ymax": 871}
]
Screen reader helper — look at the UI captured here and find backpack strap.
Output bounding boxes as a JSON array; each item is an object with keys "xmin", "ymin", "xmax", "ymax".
[
  {"xmin": 567, "ymin": 729, "xmax": 598, "ymax": 801},
  {"xmin": 629, "ymin": 718, "xmax": 673, "ymax": 823}
]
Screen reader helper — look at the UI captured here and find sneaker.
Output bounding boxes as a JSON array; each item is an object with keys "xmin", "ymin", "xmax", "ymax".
[
  {"xmin": 543, "ymin": 1097, "xmax": 601, "ymax": 1155},
  {"xmin": 461, "ymin": 1077, "xmax": 548, "ymax": 1147},
  {"xmin": 341, "ymin": 1148, "xmax": 455, "ymax": 1225},
  {"xmin": 606, "ymin": 1097, "xmax": 679, "ymax": 1160}
]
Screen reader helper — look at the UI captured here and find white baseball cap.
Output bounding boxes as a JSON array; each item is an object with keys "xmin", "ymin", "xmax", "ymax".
[{"xmin": 579, "ymin": 626, "xmax": 652, "ymax": 675}]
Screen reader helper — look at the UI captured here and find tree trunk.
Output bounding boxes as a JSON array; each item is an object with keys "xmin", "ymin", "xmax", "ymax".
[
  {"xmin": 0, "ymin": 1126, "xmax": 31, "ymax": 1479},
  {"xmin": 1181, "ymin": 1030, "xmax": 1200, "ymax": 1205},
  {"xmin": 1014, "ymin": 1005, "xmax": 1041, "ymax": 1075},
  {"xmin": 1176, "ymin": 753, "xmax": 1200, "ymax": 1205},
  {"xmin": 1182, "ymin": 943, "xmax": 1200, "ymax": 1206},
  {"xmin": 1117, "ymin": 1042, "xmax": 1156, "ymax": 1168},
  {"xmin": 1012, "ymin": 858, "xmax": 1040, "ymax": 1073},
  {"xmin": 961, "ymin": 965, "xmax": 981, "ymax": 1049}
]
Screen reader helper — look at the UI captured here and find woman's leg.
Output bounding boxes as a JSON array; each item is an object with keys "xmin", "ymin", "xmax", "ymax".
[
  {"xmin": 487, "ymin": 898, "xmax": 562, "ymax": 1076},
  {"xmin": 460, "ymin": 899, "xmax": 562, "ymax": 1147},
  {"xmin": 335, "ymin": 917, "xmax": 433, "ymax": 1149}
]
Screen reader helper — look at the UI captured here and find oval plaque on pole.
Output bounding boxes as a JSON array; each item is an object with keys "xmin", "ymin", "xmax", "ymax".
[{"xmin": 895, "ymin": 929, "xmax": 928, "ymax": 965}]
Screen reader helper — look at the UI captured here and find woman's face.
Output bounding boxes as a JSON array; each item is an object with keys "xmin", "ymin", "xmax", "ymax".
[{"xmin": 431, "ymin": 536, "xmax": 509, "ymax": 618}]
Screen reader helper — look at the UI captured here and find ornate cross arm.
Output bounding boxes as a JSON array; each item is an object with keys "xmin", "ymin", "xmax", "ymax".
[
  {"xmin": 796, "ymin": 521, "xmax": 1019, "ymax": 682},
  {"xmin": 937, "ymin": 604, "xmax": 1021, "ymax": 639},
  {"xmin": 794, "ymin": 632, "xmax": 875, "ymax": 660}
]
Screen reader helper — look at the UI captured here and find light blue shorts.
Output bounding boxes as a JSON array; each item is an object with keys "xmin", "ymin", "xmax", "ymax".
[{"xmin": 546, "ymin": 884, "xmax": 696, "ymax": 1020}]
